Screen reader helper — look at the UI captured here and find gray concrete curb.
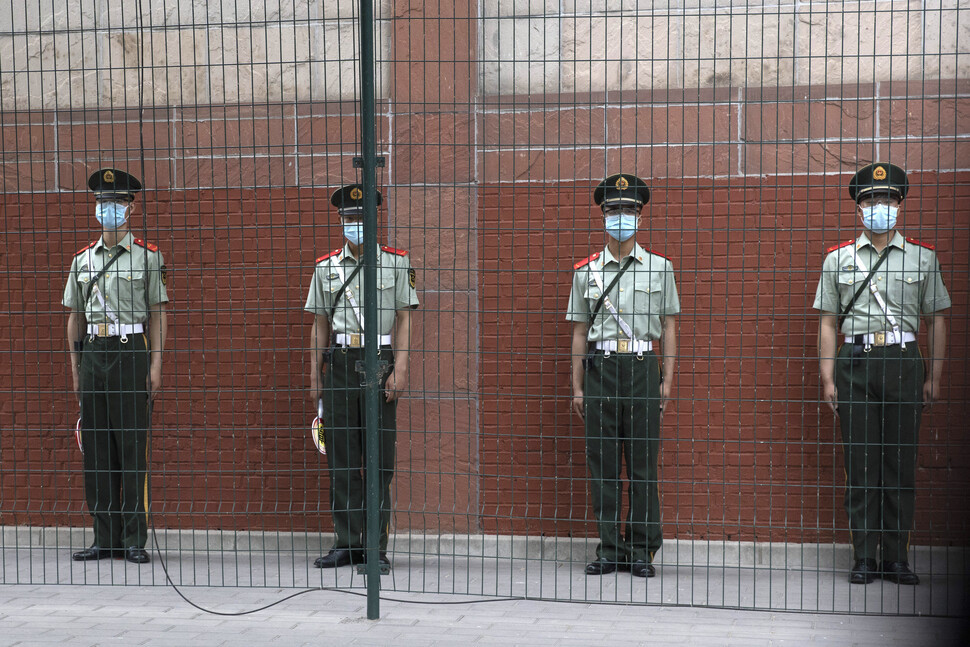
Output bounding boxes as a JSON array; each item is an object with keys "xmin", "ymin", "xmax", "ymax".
[{"xmin": 3, "ymin": 525, "xmax": 965, "ymax": 571}]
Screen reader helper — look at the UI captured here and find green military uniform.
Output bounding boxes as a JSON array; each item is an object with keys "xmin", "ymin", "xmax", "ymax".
[
  {"xmin": 305, "ymin": 235, "xmax": 418, "ymax": 555},
  {"xmin": 62, "ymin": 173, "xmax": 168, "ymax": 553},
  {"xmin": 566, "ymin": 174, "xmax": 680, "ymax": 568},
  {"xmin": 814, "ymin": 231, "xmax": 950, "ymax": 563},
  {"xmin": 813, "ymin": 163, "xmax": 950, "ymax": 568}
]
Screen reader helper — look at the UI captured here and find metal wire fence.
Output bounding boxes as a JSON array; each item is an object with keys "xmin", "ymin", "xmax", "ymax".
[{"xmin": 1, "ymin": 0, "xmax": 968, "ymax": 617}]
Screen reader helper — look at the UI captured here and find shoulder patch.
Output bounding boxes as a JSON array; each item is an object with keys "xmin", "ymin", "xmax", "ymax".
[
  {"xmin": 316, "ymin": 248, "xmax": 342, "ymax": 264},
  {"xmin": 642, "ymin": 247, "xmax": 669, "ymax": 261},
  {"xmin": 74, "ymin": 241, "xmax": 96, "ymax": 256},
  {"xmin": 826, "ymin": 239, "xmax": 854, "ymax": 254},
  {"xmin": 381, "ymin": 245, "xmax": 408, "ymax": 256},
  {"xmin": 132, "ymin": 238, "xmax": 159, "ymax": 252},
  {"xmin": 906, "ymin": 237, "xmax": 935, "ymax": 250},
  {"xmin": 574, "ymin": 252, "xmax": 600, "ymax": 270}
]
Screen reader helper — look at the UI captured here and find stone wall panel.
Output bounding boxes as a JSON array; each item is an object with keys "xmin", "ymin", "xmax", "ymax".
[
  {"xmin": 683, "ymin": 10, "xmax": 796, "ymax": 89},
  {"xmin": 390, "ymin": 1, "xmax": 477, "ymax": 105},
  {"xmin": 606, "ymin": 104, "xmax": 738, "ymax": 144},
  {"xmin": 561, "ymin": 16, "xmax": 678, "ymax": 93},
  {"xmin": 795, "ymin": 1, "xmax": 923, "ymax": 87},
  {"xmin": 392, "ymin": 112, "xmax": 475, "ymax": 184},
  {"xmin": 744, "ymin": 99, "xmax": 878, "ymax": 142},
  {"xmin": 388, "ymin": 186, "xmax": 476, "ymax": 292},
  {"xmin": 0, "ymin": 0, "xmax": 96, "ymax": 31},
  {"xmin": 742, "ymin": 141, "xmax": 877, "ymax": 175},
  {"xmin": 481, "ymin": 16, "xmax": 561, "ymax": 95},
  {"xmin": 102, "ymin": 29, "xmax": 209, "ymax": 108},
  {"xmin": 923, "ymin": 0, "xmax": 970, "ymax": 79},
  {"xmin": 0, "ymin": 33, "xmax": 99, "ymax": 110},
  {"xmin": 482, "ymin": 107, "xmax": 606, "ymax": 147}
]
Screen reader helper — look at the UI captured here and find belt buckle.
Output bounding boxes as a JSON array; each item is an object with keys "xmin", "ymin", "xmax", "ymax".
[
  {"xmin": 617, "ymin": 340, "xmax": 630, "ymax": 353},
  {"xmin": 874, "ymin": 332, "xmax": 886, "ymax": 346},
  {"xmin": 350, "ymin": 333, "xmax": 362, "ymax": 348},
  {"xmin": 97, "ymin": 323, "xmax": 108, "ymax": 337}
]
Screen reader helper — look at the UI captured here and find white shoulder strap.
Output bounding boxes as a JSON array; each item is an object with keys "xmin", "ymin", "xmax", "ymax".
[
  {"xmin": 330, "ymin": 257, "xmax": 364, "ymax": 331},
  {"xmin": 589, "ymin": 257, "xmax": 635, "ymax": 341},
  {"xmin": 86, "ymin": 248, "xmax": 120, "ymax": 325},
  {"xmin": 852, "ymin": 249, "xmax": 904, "ymax": 347}
]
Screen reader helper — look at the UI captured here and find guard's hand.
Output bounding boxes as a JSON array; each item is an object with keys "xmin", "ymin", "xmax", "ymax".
[
  {"xmin": 571, "ymin": 392, "xmax": 584, "ymax": 421},
  {"xmin": 72, "ymin": 365, "xmax": 81, "ymax": 406},
  {"xmin": 147, "ymin": 364, "xmax": 163, "ymax": 403},
  {"xmin": 923, "ymin": 378, "xmax": 941, "ymax": 408},
  {"xmin": 660, "ymin": 381, "xmax": 673, "ymax": 420},
  {"xmin": 822, "ymin": 381, "xmax": 838, "ymax": 414},
  {"xmin": 385, "ymin": 365, "xmax": 407, "ymax": 402}
]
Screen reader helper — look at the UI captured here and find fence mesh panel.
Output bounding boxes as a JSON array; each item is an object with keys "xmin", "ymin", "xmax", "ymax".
[{"xmin": 1, "ymin": 0, "xmax": 968, "ymax": 615}]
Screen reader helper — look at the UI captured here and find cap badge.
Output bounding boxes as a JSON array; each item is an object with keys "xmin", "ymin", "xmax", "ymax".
[
  {"xmin": 615, "ymin": 176, "xmax": 629, "ymax": 190},
  {"xmin": 350, "ymin": 187, "xmax": 363, "ymax": 200},
  {"xmin": 873, "ymin": 166, "xmax": 887, "ymax": 181},
  {"xmin": 103, "ymin": 170, "xmax": 115, "ymax": 183}
]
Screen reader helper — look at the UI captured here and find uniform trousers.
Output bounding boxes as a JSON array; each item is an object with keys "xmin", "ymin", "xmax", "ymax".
[
  {"xmin": 583, "ymin": 349, "xmax": 663, "ymax": 563},
  {"xmin": 835, "ymin": 342, "xmax": 923, "ymax": 563},
  {"xmin": 322, "ymin": 346, "xmax": 397, "ymax": 552},
  {"xmin": 79, "ymin": 333, "xmax": 150, "ymax": 550}
]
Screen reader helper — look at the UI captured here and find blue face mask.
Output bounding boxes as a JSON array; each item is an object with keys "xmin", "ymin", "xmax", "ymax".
[
  {"xmin": 861, "ymin": 204, "xmax": 898, "ymax": 234},
  {"xmin": 605, "ymin": 213, "xmax": 638, "ymax": 242},
  {"xmin": 343, "ymin": 222, "xmax": 364, "ymax": 246},
  {"xmin": 95, "ymin": 202, "xmax": 129, "ymax": 230}
]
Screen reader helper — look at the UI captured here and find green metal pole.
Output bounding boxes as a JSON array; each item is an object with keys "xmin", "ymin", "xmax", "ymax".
[{"xmin": 357, "ymin": 0, "xmax": 381, "ymax": 621}]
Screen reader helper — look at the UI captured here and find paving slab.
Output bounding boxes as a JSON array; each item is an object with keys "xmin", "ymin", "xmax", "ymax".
[{"xmin": 1, "ymin": 543, "xmax": 969, "ymax": 646}]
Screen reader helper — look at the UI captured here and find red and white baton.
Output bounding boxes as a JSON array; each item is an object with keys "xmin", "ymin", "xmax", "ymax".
[{"xmin": 311, "ymin": 398, "xmax": 326, "ymax": 455}]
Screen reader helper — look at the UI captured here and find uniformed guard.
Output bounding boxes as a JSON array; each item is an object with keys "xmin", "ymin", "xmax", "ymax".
[
  {"xmin": 305, "ymin": 183, "xmax": 419, "ymax": 571},
  {"xmin": 566, "ymin": 173, "xmax": 680, "ymax": 578},
  {"xmin": 63, "ymin": 168, "xmax": 169, "ymax": 564},
  {"xmin": 814, "ymin": 162, "xmax": 951, "ymax": 585}
]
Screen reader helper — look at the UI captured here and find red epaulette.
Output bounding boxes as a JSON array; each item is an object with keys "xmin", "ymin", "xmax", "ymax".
[
  {"xmin": 74, "ymin": 241, "xmax": 96, "ymax": 256},
  {"xmin": 574, "ymin": 252, "xmax": 600, "ymax": 270},
  {"xmin": 132, "ymin": 238, "xmax": 159, "ymax": 252},
  {"xmin": 826, "ymin": 239, "xmax": 854, "ymax": 254},
  {"xmin": 642, "ymin": 247, "xmax": 669, "ymax": 260},
  {"xmin": 381, "ymin": 245, "xmax": 408, "ymax": 256},
  {"xmin": 316, "ymin": 248, "xmax": 341, "ymax": 263},
  {"xmin": 906, "ymin": 237, "xmax": 935, "ymax": 250}
]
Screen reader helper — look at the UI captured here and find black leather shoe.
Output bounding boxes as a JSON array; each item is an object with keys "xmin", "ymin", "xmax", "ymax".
[
  {"xmin": 631, "ymin": 560, "xmax": 656, "ymax": 578},
  {"xmin": 313, "ymin": 548, "xmax": 358, "ymax": 569},
  {"xmin": 379, "ymin": 552, "xmax": 391, "ymax": 567},
  {"xmin": 72, "ymin": 546, "xmax": 113, "ymax": 561},
  {"xmin": 882, "ymin": 561, "xmax": 920, "ymax": 585},
  {"xmin": 849, "ymin": 558, "xmax": 879, "ymax": 584},
  {"xmin": 585, "ymin": 559, "xmax": 617, "ymax": 575},
  {"xmin": 125, "ymin": 547, "xmax": 150, "ymax": 564}
]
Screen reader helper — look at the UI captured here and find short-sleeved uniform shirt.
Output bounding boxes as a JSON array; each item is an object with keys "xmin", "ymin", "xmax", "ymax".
[
  {"xmin": 566, "ymin": 243, "xmax": 681, "ymax": 341},
  {"xmin": 62, "ymin": 231, "xmax": 169, "ymax": 323},
  {"xmin": 305, "ymin": 244, "xmax": 419, "ymax": 334},
  {"xmin": 813, "ymin": 231, "xmax": 951, "ymax": 335}
]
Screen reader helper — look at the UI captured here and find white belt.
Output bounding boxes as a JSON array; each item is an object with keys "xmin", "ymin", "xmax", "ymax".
[
  {"xmin": 87, "ymin": 323, "xmax": 144, "ymax": 338},
  {"xmin": 846, "ymin": 331, "xmax": 916, "ymax": 347},
  {"xmin": 595, "ymin": 339, "xmax": 653, "ymax": 354},
  {"xmin": 335, "ymin": 333, "xmax": 392, "ymax": 348}
]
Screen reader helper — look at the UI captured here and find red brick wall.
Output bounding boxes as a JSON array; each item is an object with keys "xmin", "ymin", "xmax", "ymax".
[{"xmin": 1, "ymin": 74, "xmax": 968, "ymax": 544}]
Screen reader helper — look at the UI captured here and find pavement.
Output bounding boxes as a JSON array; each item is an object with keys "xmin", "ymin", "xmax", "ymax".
[{"xmin": 1, "ymin": 530, "xmax": 968, "ymax": 646}]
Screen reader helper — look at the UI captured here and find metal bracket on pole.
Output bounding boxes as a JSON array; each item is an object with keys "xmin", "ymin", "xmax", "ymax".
[
  {"xmin": 355, "ymin": 359, "xmax": 390, "ymax": 387},
  {"xmin": 353, "ymin": 156, "xmax": 386, "ymax": 168},
  {"xmin": 356, "ymin": 561, "xmax": 391, "ymax": 576}
]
